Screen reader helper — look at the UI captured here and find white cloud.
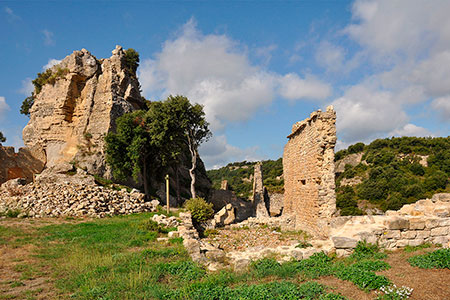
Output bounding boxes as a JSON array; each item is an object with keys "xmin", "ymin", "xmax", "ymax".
[
  {"xmin": 328, "ymin": 0, "xmax": 450, "ymax": 146},
  {"xmin": 255, "ymin": 44, "xmax": 278, "ymax": 66},
  {"xmin": 4, "ymin": 6, "xmax": 20, "ymax": 22},
  {"xmin": 431, "ymin": 97, "xmax": 450, "ymax": 122},
  {"xmin": 389, "ymin": 124, "xmax": 433, "ymax": 138},
  {"xmin": 42, "ymin": 29, "xmax": 55, "ymax": 46},
  {"xmin": 315, "ymin": 41, "xmax": 346, "ymax": 72},
  {"xmin": 139, "ymin": 18, "xmax": 330, "ymax": 132},
  {"xmin": 19, "ymin": 78, "xmax": 34, "ymax": 96},
  {"xmin": 279, "ymin": 73, "xmax": 331, "ymax": 101},
  {"xmin": 43, "ymin": 58, "xmax": 62, "ymax": 71},
  {"xmin": 332, "ymin": 84, "xmax": 408, "ymax": 143},
  {"xmin": 200, "ymin": 135, "xmax": 262, "ymax": 169},
  {"xmin": 0, "ymin": 96, "xmax": 10, "ymax": 121},
  {"xmin": 346, "ymin": 0, "xmax": 450, "ymax": 58}
]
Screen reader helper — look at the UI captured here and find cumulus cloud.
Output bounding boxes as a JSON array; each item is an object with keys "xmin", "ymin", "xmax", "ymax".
[
  {"xmin": 431, "ymin": 97, "xmax": 450, "ymax": 122},
  {"xmin": 0, "ymin": 97, "xmax": 10, "ymax": 121},
  {"xmin": 43, "ymin": 58, "xmax": 62, "ymax": 70},
  {"xmin": 279, "ymin": 73, "xmax": 331, "ymax": 101},
  {"xmin": 42, "ymin": 29, "xmax": 55, "ymax": 46},
  {"xmin": 332, "ymin": 84, "xmax": 408, "ymax": 143},
  {"xmin": 328, "ymin": 0, "xmax": 450, "ymax": 146},
  {"xmin": 389, "ymin": 124, "xmax": 433, "ymax": 138},
  {"xmin": 199, "ymin": 135, "xmax": 262, "ymax": 169},
  {"xmin": 139, "ymin": 19, "xmax": 331, "ymax": 168}
]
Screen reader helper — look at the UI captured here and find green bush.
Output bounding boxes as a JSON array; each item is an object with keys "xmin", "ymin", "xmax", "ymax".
[
  {"xmin": 124, "ymin": 48, "xmax": 140, "ymax": 75},
  {"xmin": 251, "ymin": 258, "xmax": 281, "ymax": 277},
  {"xmin": 138, "ymin": 219, "xmax": 175, "ymax": 234},
  {"xmin": 184, "ymin": 197, "xmax": 214, "ymax": 223},
  {"xmin": 349, "ymin": 241, "xmax": 387, "ymax": 261},
  {"xmin": 408, "ymin": 248, "xmax": 450, "ymax": 269}
]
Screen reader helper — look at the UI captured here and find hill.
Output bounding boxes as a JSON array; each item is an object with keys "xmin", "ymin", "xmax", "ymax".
[
  {"xmin": 207, "ymin": 158, "xmax": 284, "ymax": 199},
  {"xmin": 206, "ymin": 136, "xmax": 450, "ymax": 214}
]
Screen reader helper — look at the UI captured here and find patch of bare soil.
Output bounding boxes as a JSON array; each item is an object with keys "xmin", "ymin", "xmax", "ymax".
[
  {"xmin": 203, "ymin": 226, "xmax": 305, "ymax": 252},
  {"xmin": 314, "ymin": 276, "xmax": 376, "ymax": 300},
  {"xmin": 378, "ymin": 249, "xmax": 450, "ymax": 300}
]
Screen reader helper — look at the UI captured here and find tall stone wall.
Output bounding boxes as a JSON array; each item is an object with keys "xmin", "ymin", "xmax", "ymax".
[
  {"xmin": 283, "ymin": 106, "xmax": 337, "ymax": 237},
  {"xmin": 0, "ymin": 146, "xmax": 45, "ymax": 185}
]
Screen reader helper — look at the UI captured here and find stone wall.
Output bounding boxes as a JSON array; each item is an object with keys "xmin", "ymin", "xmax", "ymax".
[
  {"xmin": 331, "ymin": 193, "xmax": 450, "ymax": 255},
  {"xmin": 252, "ymin": 162, "xmax": 269, "ymax": 218},
  {"xmin": 283, "ymin": 106, "xmax": 337, "ymax": 237},
  {"xmin": 0, "ymin": 146, "xmax": 44, "ymax": 185}
]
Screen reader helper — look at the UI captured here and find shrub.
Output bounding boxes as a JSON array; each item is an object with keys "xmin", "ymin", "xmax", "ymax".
[
  {"xmin": 408, "ymin": 248, "xmax": 450, "ymax": 269},
  {"xmin": 423, "ymin": 170, "xmax": 448, "ymax": 191},
  {"xmin": 251, "ymin": 258, "xmax": 281, "ymax": 277},
  {"xmin": 184, "ymin": 197, "xmax": 214, "ymax": 223},
  {"xmin": 348, "ymin": 142, "xmax": 365, "ymax": 154},
  {"xmin": 350, "ymin": 241, "xmax": 387, "ymax": 261},
  {"xmin": 124, "ymin": 48, "xmax": 140, "ymax": 75}
]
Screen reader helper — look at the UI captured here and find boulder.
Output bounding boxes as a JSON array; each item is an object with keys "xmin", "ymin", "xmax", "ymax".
[
  {"xmin": 331, "ymin": 236, "xmax": 358, "ymax": 249},
  {"xmin": 214, "ymin": 204, "xmax": 236, "ymax": 226}
]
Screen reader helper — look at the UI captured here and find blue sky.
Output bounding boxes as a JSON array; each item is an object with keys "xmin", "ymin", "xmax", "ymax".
[{"xmin": 1, "ymin": 1, "xmax": 449, "ymax": 169}]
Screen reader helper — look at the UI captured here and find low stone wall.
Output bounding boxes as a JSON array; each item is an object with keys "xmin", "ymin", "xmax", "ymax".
[{"xmin": 330, "ymin": 194, "xmax": 450, "ymax": 256}]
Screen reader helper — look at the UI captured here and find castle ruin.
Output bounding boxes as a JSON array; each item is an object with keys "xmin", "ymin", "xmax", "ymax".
[{"xmin": 283, "ymin": 106, "xmax": 337, "ymax": 237}]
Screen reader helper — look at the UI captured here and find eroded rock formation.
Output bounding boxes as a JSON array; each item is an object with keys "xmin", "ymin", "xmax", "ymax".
[
  {"xmin": 252, "ymin": 162, "xmax": 269, "ymax": 218},
  {"xmin": 283, "ymin": 106, "xmax": 337, "ymax": 237},
  {"xmin": 23, "ymin": 46, "xmax": 145, "ymax": 177},
  {"xmin": 0, "ymin": 146, "xmax": 44, "ymax": 184}
]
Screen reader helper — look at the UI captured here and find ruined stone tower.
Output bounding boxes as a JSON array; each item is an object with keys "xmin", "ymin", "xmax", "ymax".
[
  {"xmin": 252, "ymin": 162, "xmax": 269, "ymax": 218},
  {"xmin": 282, "ymin": 106, "xmax": 337, "ymax": 237}
]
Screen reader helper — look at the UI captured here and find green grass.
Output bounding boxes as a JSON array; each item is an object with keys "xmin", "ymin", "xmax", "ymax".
[
  {"xmin": 1, "ymin": 214, "xmax": 431, "ymax": 299},
  {"xmin": 403, "ymin": 243, "xmax": 432, "ymax": 252},
  {"xmin": 408, "ymin": 248, "xmax": 450, "ymax": 269}
]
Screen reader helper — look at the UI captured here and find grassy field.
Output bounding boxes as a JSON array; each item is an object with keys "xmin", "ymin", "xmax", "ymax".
[{"xmin": 1, "ymin": 213, "xmax": 449, "ymax": 300}]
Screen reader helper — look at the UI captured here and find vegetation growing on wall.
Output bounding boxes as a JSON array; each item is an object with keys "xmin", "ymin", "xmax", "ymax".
[{"xmin": 0, "ymin": 131, "xmax": 5, "ymax": 145}]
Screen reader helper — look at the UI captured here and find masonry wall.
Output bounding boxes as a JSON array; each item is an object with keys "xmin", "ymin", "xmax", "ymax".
[
  {"xmin": 0, "ymin": 146, "xmax": 45, "ymax": 185},
  {"xmin": 283, "ymin": 107, "xmax": 337, "ymax": 237}
]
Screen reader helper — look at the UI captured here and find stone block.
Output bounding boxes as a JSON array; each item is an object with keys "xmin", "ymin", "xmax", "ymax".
[
  {"xmin": 396, "ymin": 240, "xmax": 409, "ymax": 247},
  {"xmin": 408, "ymin": 239, "xmax": 424, "ymax": 247},
  {"xmin": 430, "ymin": 226, "xmax": 449, "ymax": 236},
  {"xmin": 168, "ymin": 231, "xmax": 179, "ymax": 238},
  {"xmin": 302, "ymin": 248, "xmax": 320, "ymax": 259},
  {"xmin": 431, "ymin": 236, "xmax": 449, "ymax": 245},
  {"xmin": 383, "ymin": 230, "xmax": 401, "ymax": 239},
  {"xmin": 289, "ymin": 249, "xmax": 304, "ymax": 261},
  {"xmin": 431, "ymin": 193, "xmax": 450, "ymax": 202},
  {"xmin": 415, "ymin": 230, "xmax": 431, "ymax": 239},
  {"xmin": 336, "ymin": 249, "xmax": 351, "ymax": 257},
  {"xmin": 440, "ymin": 219, "xmax": 450, "ymax": 227},
  {"xmin": 425, "ymin": 218, "xmax": 440, "ymax": 229},
  {"xmin": 409, "ymin": 218, "xmax": 425, "ymax": 230},
  {"xmin": 384, "ymin": 217, "xmax": 409, "ymax": 230},
  {"xmin": 401, "ymin": 231, "xmax": 417, "ymax": 239},
  {"xmin": 233, "ymin": 258, "xmax": 251, "ymax": 272},
  {"xmin": 332, "ymin": 237, "xmax": 358, "ymax": 249}
]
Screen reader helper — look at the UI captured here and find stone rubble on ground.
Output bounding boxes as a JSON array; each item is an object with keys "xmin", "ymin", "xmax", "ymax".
[{"xmin": 0, "ymin": 175, "xmax": 159, "ymax": 218}]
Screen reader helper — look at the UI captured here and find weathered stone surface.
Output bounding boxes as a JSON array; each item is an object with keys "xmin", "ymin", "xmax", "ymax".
[
  {"xmin": 409, "ymin": 218, "xmax": 426, "ymax": 230},
  {"xmin": 0, "ymin": 146, "xmax": 45, "ymax": 185},
  {"xmin": 384, "ymin": 217, "xmax": 409, "ymax": 230},
  {"xmin": 23, "ymin": 46, "xmax": 145, "ymax": 178},
  {"xmin": 401, "ymin": 231, "xmax": 417, "ymax": 239},
  {"xmin": 431, "ymin": 226, "xmax": 449, "ymax": 236},
  {"xmin": 432, "ymin": 193, "xmax": 450, "ymax": 203},
  {"xmin": 252, "ymin": 162, "xmax": 269, "ymax": 218},
  {"xmin": 267, "ymin": 192, "xmax": 283, "ymax": 217},
  {"xmin": 283, "ymin": 106, "xmax": 336, "ymax": 237},
  {"xmin": 214, "ymin": 204, "xmax": 236, "ymax": 226},
  {"xmin": 384, "ymin": 230, "xmax": 401, "ymax": 239},
  {"xmin": 335, "ymin": 153, "xmax": 363, "ymax": 174},
  {"xmin": 332, "ymin": 236, "xmax": 358, "ymax": 249}
]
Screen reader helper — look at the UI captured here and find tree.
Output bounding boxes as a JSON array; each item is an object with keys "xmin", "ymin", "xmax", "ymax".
[
  {"xmin": 124, "ymin": 48, "xmax": 140, "ymax": 75},
  {"xmin": 0, "ymin": 131, "xmax": 6, "ymax": 145},
  {"xmin": 162, "ymin": 95, "xmax": 211, "ymax": 198},
  {"xmin": 20, "ymin": 96, "xmax": 34, "ymax": 116},
  {"xmin": 105, "ymin": 110, "xmax": 155, "ymax": 197},
  {"xmin": 105, "ymin": 95, "xmax": 211, "ymax": 200}
]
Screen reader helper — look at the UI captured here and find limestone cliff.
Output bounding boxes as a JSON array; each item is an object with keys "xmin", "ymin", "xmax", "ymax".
[{"xmin": 23, "ymin": 46, "xmax": 146, "ymax": 178}]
